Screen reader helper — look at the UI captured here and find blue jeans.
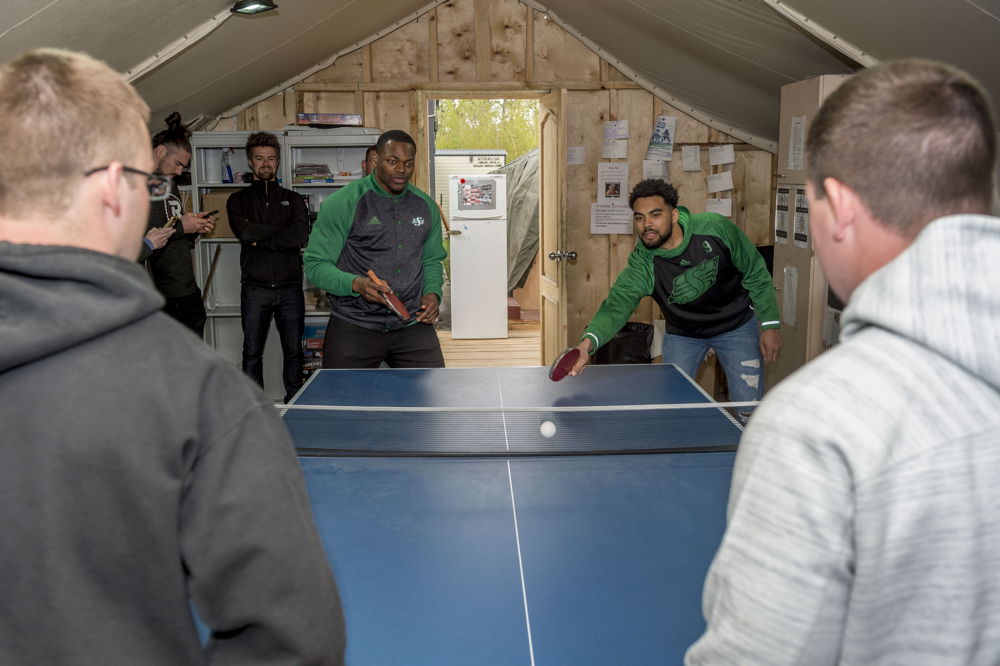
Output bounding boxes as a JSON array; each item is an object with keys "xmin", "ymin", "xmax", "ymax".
[
  {"xmin": 661, "ymin": 317, "xmax": 763, "ymax": 415},
  {"xmin": 241, "ymin": 284, "xmax": 304, "ymax": 402}
]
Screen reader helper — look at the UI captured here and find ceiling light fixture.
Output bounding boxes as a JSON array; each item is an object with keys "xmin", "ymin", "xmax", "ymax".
[{"xmin": 230, "ymin": 0, "xmax": 278, "ymax": 15}]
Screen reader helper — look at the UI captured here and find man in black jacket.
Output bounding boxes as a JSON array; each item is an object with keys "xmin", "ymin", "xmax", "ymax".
[{"xmin": 226, "ymin": 132, "xmax": 310, "ymax": 402}]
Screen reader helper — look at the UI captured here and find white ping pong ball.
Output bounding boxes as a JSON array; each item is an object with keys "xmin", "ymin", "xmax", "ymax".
[{"xmin": 540, "ymin": 421, "xmax": 557, "ymax": 438}]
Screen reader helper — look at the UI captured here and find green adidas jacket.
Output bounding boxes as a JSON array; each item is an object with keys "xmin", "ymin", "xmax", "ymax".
[{"xmin": 304, "ymin": 174, "xmax": 446, "ymax": 332}]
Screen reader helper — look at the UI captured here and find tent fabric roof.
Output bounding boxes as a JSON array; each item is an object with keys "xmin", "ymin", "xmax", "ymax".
[{"xmin": 2, "ymin": 1, "xmax": 998, "ymax": 148}]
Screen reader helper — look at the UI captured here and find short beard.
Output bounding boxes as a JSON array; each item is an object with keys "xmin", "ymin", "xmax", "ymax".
[{"xmin": 640, "ymin": 230, "xmax": 671, "ymax": 249}]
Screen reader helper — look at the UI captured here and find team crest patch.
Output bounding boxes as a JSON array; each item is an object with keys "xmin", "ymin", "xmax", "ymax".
[
  {"xmin": 369, "ymin": 216, "xmax": 382, "ymax": 225},
  {"xmin": 411, "ymin": 217, "xmax": 425, "ymax": 227},
  {"xmin": 669, "ymin": 256, "xmax": 720, "ymax": 305}
]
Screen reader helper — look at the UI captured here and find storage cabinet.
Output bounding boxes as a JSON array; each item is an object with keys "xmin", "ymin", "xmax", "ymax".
[
  {"xmin": 767, "ymin": 75, "xmax": 849, "ymax": 391},
  {"xmin": 191, "ymin": 128, "xmax": 379, "ymax": 400}
]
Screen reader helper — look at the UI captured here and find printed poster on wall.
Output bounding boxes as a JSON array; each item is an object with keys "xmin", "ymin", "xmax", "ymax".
[
  {"xmin": 597, "ymin": 162, "xmax": 628, "ymax": 205},
  {"xmin": 775, "ymin": 186, "xmax": 790, "ymax": 244},
  {"xmin": 645, "ymin": 115, "xmax": 677, "ymax": 161},
  {"xmin": 793, "ymin": 187, "xmax": 810, "ymax": 248}
]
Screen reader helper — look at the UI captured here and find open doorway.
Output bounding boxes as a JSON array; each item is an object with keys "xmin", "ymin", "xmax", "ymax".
[{"xmin": 427, "ymin": 97, "xmax": 542, "ymax": 367}]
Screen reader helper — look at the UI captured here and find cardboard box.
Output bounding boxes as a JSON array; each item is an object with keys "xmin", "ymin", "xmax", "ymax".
[
  {"xmin": 296, "ymin": 113, "xmax": 363, "ymax": 127},
  {"xmin": 200, "ymin": 191, "xmax": 236, "ymax": 238}
]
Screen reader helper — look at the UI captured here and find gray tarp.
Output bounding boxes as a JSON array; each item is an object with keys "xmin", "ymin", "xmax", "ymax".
[{"xmin": 492, "ymin": 149, "xmax": 539, "ymax": 293}]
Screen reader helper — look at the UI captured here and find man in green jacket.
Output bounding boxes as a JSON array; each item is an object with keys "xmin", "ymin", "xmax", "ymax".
[
  {"xmin": 304, "ymin": 130, "xmax": 447, "ymax": 368},
  {"xmin": 571, "ymin": 179, "xmax": 782, "ymax": 419}
]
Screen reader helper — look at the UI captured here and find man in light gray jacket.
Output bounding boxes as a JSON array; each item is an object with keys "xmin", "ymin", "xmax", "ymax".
[{"xmin": 687, "ymin": 59, "xmax": 1000, "ymax": 665}]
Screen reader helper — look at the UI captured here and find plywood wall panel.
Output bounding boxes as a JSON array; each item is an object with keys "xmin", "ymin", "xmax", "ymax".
[
  {"xmin": 301, "ymin": 92, "xmax": 359, "ymax": 116},
  {"xmin": 565, "ymin": 89, "xmax": 610, "ymax": 343},
  {"xmin": 302, "ymin": 50, "xmax": 365, "ymax": 85},
  {"xmin": 252, "ymin": 91, "xmax": 293, "ymax": 130},
  {"xmin": 435, "ymin": 1, "xmax": 477, "ymax": 82},
  {"xmin": 731, "ymin": 150, "xmax": 772, "ymax": 245},
  {"xmin": 489, "ymin": 0, "xmax": 527, "ymax": 82},
  {"xmin": 366, "ymin": 91, "xmax": 413, "ymax": 138},
  {"xmin": 370, "ymin": 15, "xmax": 431, "ymax": 83},
  {"xmin": 532, "ymin": 10, "xmax": 600, "ymax": 83}
]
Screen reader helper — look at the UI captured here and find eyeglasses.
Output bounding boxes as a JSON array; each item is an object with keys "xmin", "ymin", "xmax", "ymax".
[{"xmin": 83, "ymin": 165, "xmax": 172, "ymax": 201}]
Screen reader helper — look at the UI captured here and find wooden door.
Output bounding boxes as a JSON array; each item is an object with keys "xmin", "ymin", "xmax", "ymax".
[{"xmin": 539, "ymin": 90, "xmax": 567, "ymax": 365}]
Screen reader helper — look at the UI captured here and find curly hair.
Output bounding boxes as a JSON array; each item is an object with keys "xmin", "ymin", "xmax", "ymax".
[
  {"xmin": 244, "ymin": 131, "xmax": 281, "ymax": 162},
  {"xmin": 628, "ymin": 178, "xmax": 679, "ymax": 209}
]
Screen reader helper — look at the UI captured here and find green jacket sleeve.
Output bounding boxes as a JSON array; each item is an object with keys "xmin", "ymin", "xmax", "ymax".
[
  {"xmin": 716, "ymin": 219, "xmax": 781, "ymax": 329},
  {"xmin": 420, "ymin": 198, "xmax": 447, "ymax": 300},
  {"xmin": 581, "ymin": 247, "xmax": 654, "ymax": 352},
  {"xmin": 303, "ymin": 191, "xmax": 360, "ymax": 297}
]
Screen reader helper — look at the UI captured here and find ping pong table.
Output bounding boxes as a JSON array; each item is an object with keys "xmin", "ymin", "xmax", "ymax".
[{"xmin": 284, "ymin": 364, "xmax": 741, "ymax": 665}]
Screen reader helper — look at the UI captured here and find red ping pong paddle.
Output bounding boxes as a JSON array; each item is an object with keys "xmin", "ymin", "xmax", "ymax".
[
  {"xmin": 366, "ymin": 270, "xmax": 411, "ymax": 320},
  {"xmin": 548, "ymin": 347, "xmax": 581, "ymax": 382}
]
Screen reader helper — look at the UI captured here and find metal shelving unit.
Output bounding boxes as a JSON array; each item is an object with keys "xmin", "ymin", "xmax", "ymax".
[{"xmin": 190, "ymin": 127, "xmax": 380, "ymax": 400}]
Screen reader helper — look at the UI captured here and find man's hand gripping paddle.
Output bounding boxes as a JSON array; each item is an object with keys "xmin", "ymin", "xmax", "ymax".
[
  {"xmin": 548, "ymin": 347, "xmax": 581, "ymax": 382},
  {"xmin": 366, "ymin": 270, "xmax": 411, "ymax": 320}
]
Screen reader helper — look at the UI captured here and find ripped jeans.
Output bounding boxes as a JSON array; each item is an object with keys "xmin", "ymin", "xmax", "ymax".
[{"xmin": 662, "ymin": 316, "xmax": 763, "ymax": 416}]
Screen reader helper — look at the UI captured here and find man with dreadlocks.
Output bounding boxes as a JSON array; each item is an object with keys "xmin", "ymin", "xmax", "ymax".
[{"xmin": 143, "ymin": 112, "xmax": 216, "ymax": 336}]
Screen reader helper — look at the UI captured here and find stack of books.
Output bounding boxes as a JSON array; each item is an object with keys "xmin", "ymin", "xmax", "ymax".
[{"xmin": 292, "ymin": 163, "xmax": 333, "ymax": 184}]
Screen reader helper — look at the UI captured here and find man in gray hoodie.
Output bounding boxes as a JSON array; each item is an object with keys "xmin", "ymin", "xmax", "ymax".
[
  {"xmin": 687, "ymin": 59, "xmax": 1000, "ymax": 664},
  {"xmin": 0, "ymin": 49, "xmax": 345, "ymax": 664}
]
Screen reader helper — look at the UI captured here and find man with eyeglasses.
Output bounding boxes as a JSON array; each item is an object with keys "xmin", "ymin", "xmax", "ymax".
[
  {"xmin": 143, "ymin": 112, "xmax": 217, "ymax": 337},
  {"xmin": 304, "ymin": 129, "xmax": 448, "ymax": 368},
  {"xmin": 0, "ymin": 49, "xmax": 345, "ymax": 664}
]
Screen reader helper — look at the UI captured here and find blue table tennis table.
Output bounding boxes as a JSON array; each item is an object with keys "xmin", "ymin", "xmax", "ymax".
[{"xmin": 284, "ymin": 364, "xmax": 741, "ymax": 665}]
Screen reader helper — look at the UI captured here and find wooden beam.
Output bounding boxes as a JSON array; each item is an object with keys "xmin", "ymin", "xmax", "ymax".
[
  {"xmin": 474, "ymin": 0, "xmax": 492, "ymax": 82},
  {"xmin": 294, "ymin": 80, "xmax": 644, "ymax": 93},
  {"xmin": 428, "ymin": 6, "xmax": 439, "ymax": 83}
]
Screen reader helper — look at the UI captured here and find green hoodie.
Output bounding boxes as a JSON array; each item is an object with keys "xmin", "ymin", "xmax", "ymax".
[{"xmin": 583, "ymin": 206, "xmax": 779, "ymax": 350}]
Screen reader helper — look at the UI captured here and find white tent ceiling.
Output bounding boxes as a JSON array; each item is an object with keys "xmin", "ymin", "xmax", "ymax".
[{"xmin": 2, "ymin": 0, "xmax": 999, "ymax": 149}]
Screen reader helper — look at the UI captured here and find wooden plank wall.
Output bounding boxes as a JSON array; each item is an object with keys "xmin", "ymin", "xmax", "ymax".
[{"xmin": 237, "ymin": 0, "xmax": 774, "ymax": 346}]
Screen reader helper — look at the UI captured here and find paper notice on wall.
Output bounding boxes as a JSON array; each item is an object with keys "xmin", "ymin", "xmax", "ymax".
[
  {"xmin": 602, "ymin": 139, "xmax": 628, "ymax": 159},
  {"xmin": 775, "ymin": 186, "xmax": 791, "ymax": 244},
  {"xmin": 709, "ymin": 144, "xmax": 736, "ymax": 166},
  {"xmin": 602, "ymin": 120, "xmax": 629, "ymax": 158},
  {"xmin": 707, "ymin": 170, "xmax": 734, "ymax": 193},
  {"xmin": 788, "ymin": 115, "xmax": 805, "ymax": 171},
  {"xmin": 567, "ymin": 146, "xmax": 586, "ymax": 165},
  {"xmin": 604, "ymin": 120, "xmax": 628, "ymax": 140},
  {"xmin": 706, "ymin": 198, "xmax": 733, "ymax": 217},
  {"xmin": 682, "ymin": 145, "xmax": 701, "ymax": 171},
  {"xmin": 597, "ymin": 162, "xmax": 628, "ymax": 205},
  {"xmin": 793, "ymin": 187, "xmax": 810, "ymax": 248},
  {"xmin": 782, "ymin": 265, "xmax": 798, "ymax": 327},
  {"xmin": 642, "ymin": 159, "xmax": 670, "ymax": 181},
  {"xmin": 645, "ymin": 115, "xmax": 676, "ymax": 160},
  {"xmin": 591, "ymin": 203, "xmax": 632, "ymax": 234}
]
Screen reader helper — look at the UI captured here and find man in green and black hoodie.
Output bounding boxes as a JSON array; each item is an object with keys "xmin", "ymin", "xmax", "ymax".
[
  {"xmin": 571, "ymin": 179, "xmax": 782, "ymax": 416},
  {"xmin": 304, "ymin": 130, "xmax": 447, "ymax": 368}
]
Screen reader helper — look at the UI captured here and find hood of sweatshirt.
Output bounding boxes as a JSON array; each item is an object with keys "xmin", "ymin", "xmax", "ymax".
[
  {"xmin": 840, "ymin": 214, "xmax": 1000, "ymax": 391},
  {"xmin": 0, "ymin": 242, "xmax": 164, "ymax": 372}
]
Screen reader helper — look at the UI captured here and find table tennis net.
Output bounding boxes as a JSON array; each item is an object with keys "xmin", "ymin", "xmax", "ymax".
[{"xmin": 281, "ymin": 402, "xmax": 751, "ymax": 457}]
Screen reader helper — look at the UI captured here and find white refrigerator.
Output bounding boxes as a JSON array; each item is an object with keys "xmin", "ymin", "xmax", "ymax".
[{"xmin": 447, "ymin": 174, "xmax": 508, "ymax": 339}]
